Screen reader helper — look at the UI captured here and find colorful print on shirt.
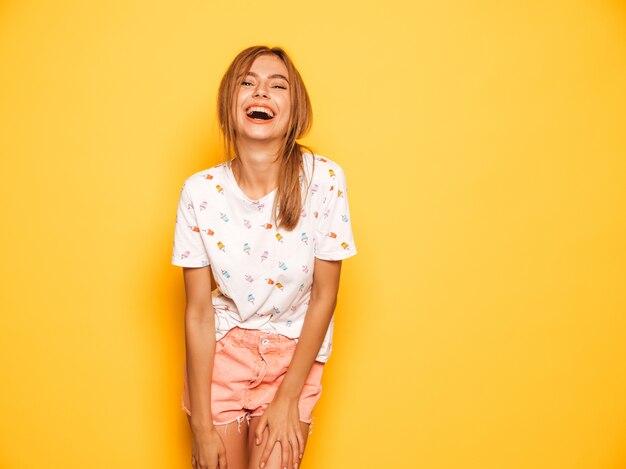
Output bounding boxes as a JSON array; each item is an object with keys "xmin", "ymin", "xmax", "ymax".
[{"xmin": 171, "ymin": 152, "xmax": 357, "ymax": 362}]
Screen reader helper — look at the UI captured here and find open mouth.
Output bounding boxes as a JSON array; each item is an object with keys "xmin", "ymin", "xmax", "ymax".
[{"xmin": 245, "ymin": 106, "xmax": 275, "ymax": 122}]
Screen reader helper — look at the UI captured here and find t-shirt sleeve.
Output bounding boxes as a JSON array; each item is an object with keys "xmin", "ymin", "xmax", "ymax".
[
  {"xmin": 314, "ymin": 165, "xmax": 358, "ymax": 261},
  {"xmin": 171, "ymin": 180, "xmax": 210, "ymax": 268}
]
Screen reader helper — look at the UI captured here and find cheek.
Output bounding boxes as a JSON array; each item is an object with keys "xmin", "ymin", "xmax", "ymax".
[
  {"xmin": 279, "ymin": 99, "xmax": 291, "ymax": 121},
  {"xmin": 233, "ymin": 91, "xmax": 247, "ymax": 114}
]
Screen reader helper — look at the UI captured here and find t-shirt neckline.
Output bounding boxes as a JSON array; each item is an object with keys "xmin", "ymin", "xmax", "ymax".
[{"xmin": 225, "ymin": 159, "xmax": 277, "ymax": 204}]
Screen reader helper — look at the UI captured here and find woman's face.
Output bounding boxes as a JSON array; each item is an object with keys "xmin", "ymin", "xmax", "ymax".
[{"xmin": 233, "ymin": 54, "xmax": 292, "ymax": 146}]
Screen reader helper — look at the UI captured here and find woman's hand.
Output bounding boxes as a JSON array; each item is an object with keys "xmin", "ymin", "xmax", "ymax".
[
  {"xmin": 254, "ymin": 393, "xmax": 304, "ymax": 469},
  {"xmin": 190, "ymin": 423, "xmax": 228, "ymax": 469}
]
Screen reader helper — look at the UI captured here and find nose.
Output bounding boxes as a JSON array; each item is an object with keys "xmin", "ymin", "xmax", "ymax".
[{"xmin": 252, "ymin": 83, "xmax": 269, "ymax": 98}]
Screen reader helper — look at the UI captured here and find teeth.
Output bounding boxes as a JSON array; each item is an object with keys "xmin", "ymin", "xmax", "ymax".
[{"xmin": 245, "ymin": 106, "xmax": 275, "ymax": 118}]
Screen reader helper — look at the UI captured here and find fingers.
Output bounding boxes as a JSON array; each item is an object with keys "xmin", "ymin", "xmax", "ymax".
[
  {"xmin": 258, "ymin": 435, "xmax": 301, "ymax": 469},
  {"xmin": 281, "ymin": 436, "xmax": 291, "ymax": 469},
  {"xmin": 256, "ymin": 417, "xmax": 304, "ymax": 469},
  {"xmin": 295, "ymin": 426, "xmax": 304, "ymax": 460},
  {"xmin": 192, "ymin": 445, "xmax": 199, "ymax": 469},
  {"xmin": 259, "ymin": 436, "xmax": 292, "ymax": 469},
  {"xmin": 192, "ymin": 453, "xmax": 220, "ymax": 469},
  {"xmin": 289, "ymin": 432, "xmax": 299, "ymax": 468},
  {"xmin": 190, "ymin": 433, "xmax": 227, "ymax": 469},
  {"xmin": 255, "ymin": 415, "xmax": 267, "ymax": 446},
  {"xmin": 258, "ymin": 433, "xmax": 275, "ymax": 468},
  {"xmin": 218, "ymin": 450, "xmax": 228, "ymax": 469},
  {"xmin": 191, "ymin": 438, "xmax": 197, "ymax": 468}
]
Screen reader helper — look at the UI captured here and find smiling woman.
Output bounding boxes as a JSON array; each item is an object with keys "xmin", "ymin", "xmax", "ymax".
[{"xmin": 172, "ymin": 45, "xmax": 358, "ymax": 469}]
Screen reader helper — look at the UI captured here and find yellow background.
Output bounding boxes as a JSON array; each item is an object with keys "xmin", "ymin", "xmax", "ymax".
[{"xmin": 1, "ymin": 0, "xmax": 625, "ymax": 468}]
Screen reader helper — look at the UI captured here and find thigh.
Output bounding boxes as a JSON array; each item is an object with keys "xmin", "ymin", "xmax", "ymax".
[{"xmin": 246, "ymin": 416, "xmax": 311, "ymax": 469}]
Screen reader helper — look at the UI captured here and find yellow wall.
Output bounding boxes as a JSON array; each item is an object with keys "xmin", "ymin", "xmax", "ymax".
[{"xmin": 1, "ymin": 1, "xmax": 625, "ymax": 468}]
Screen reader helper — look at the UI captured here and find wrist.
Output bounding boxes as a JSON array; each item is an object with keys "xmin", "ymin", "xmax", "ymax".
[
  {"xmin": 276, "ymin": 381, "xmax": 302, "ymax": 402},
  {"xmin": 190, "ymin": 418, "xmax": 215, "ymax": 432}
]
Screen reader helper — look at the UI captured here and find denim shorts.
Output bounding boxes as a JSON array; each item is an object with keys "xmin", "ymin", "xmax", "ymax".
[{"xmin": 181, "ymin": 326, "xmax": 325, "ymax": 433}]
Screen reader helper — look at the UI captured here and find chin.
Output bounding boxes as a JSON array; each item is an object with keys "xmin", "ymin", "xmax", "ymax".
[
  {"xmin": 243, "ymin": 132, "xmax": 283, "ymax": 141},
  {"xmin": 241, "ymin": 126, "xmax": 288, "ymax": 139}
]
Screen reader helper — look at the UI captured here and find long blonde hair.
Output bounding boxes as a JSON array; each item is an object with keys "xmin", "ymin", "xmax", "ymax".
[{"xmin": 217, "ymin": 45, "xmax": 316, "ymax": 231}]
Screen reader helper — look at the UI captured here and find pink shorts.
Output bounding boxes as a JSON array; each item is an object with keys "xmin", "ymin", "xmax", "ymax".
[{"xmin": 181, "ymin": 326, "xmax": 325, "ymax": 432}]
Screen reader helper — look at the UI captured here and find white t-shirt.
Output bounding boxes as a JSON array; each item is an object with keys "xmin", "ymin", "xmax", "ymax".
[{"xmin": 171, "ymin": 152, "xmax": 357, "ymax": 362}]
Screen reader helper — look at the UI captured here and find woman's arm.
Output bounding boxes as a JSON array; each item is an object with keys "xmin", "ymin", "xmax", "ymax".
[
  {"xmin": 182, "ymin": 265, "xmax": 217, "ymax": 431},
  {"xmin": 254, "ymin": 257, "xmax": 341, "ymax": 468},
  {"xmin": 182, "ymin": 267, "xmax": 229, "ymax": 468},
  {"xmin": 252, "ymin": 159, "xmax": 357, "ymax": 468},
  {"xmin": 275, "ymin": 257, "xmax": 342, "ymax": 400}
]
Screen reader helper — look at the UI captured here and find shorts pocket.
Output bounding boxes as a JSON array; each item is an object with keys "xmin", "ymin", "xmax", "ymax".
[{"xmin": 214, "ymin": 332, "xmax": 235, "ymax": 355}]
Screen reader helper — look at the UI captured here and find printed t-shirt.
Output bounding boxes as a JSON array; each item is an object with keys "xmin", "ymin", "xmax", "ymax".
[{"xmin": 171, "ymin": 152, "xmax": 357, "ymax": 362}]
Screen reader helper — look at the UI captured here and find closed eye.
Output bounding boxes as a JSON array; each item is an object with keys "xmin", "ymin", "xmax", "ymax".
[{"xmin": 241, "ymin": 81, "xmax": 287, "ymax": 90}]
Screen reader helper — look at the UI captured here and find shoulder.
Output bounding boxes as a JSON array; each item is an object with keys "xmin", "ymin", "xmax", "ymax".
[
  {"xmin": 179, "ymin": 161, "xmax": 230, "ymax": 199},
  {"xmin": 302, "ymin": 152, "xmax": 347, "ymax": 188}
]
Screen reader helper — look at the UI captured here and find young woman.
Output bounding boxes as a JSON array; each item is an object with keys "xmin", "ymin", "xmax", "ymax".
[{"xmin": 171, "ymin": 45, "xmax": 358, "ymax": 469}]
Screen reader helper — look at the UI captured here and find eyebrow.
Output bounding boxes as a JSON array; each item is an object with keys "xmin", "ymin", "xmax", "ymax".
[{"xmin": 242, "ymin": 71, "xmax": 290, "ymax": 83}]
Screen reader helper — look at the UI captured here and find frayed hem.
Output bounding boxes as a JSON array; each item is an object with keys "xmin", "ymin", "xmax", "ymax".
[
  {"xmin": 216, "ymin": 412, "xmax": 251, "ymax": 433},
  {"xmin": 183, "ymin": 405, "xmax": 315, "ymax": 435},
  {"xmin": 304, "ymin": 415, "xmax": 315, "ymax": 435},
  {"xmin": 182, "ymin": 404, "xmax": 251, "ymax": 433}
]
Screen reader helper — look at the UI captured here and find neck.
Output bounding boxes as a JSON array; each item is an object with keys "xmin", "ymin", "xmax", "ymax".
[
  {"xmin": 231, "ymin": 149, "xmax": 281, "ymax": 199},
  {"xmin": 235, "ymin": 136, "xmax": 283, "ymax": 162}
]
